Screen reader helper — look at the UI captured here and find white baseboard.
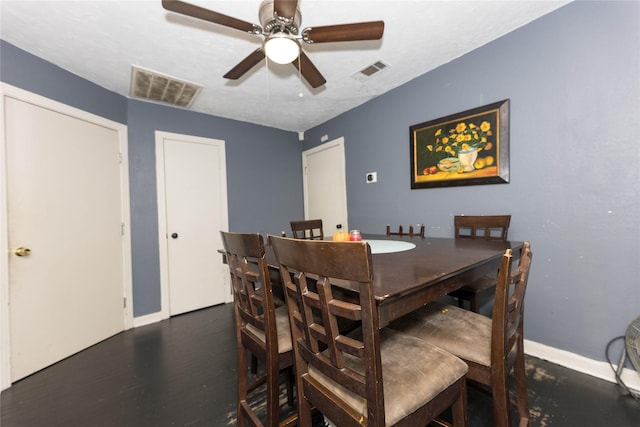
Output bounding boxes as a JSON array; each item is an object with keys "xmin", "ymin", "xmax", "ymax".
[
  {"xmin": 132, "ymin": 311, "xmax": 166, "ymax": 328},
  {"xmin": 524, "ymin": 339, "xmax": 640, "ymax": 393}
]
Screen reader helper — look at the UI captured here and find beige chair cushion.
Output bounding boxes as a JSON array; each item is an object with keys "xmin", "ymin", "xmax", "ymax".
[
  {"xmin": 245, "ymin": 305, "xmax": 293, "ymax": 354},
  {"xmin": 307, "ymin": 327, "xmax": 468, "ymax": 426},
  {"xmin": 389, "ymin": 301, "xmax": 492, "ymax": 367}
]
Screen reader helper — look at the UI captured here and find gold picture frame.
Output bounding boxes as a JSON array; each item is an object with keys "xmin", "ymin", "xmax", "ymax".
[{"xmin": 410, "ymin": 99, "xmax": 510, "ymax": 189}]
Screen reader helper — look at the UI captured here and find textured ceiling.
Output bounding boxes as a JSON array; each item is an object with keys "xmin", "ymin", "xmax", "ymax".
[{"xmin": 0, "ymin": 0, "xmax": 570, "ymax": 132}]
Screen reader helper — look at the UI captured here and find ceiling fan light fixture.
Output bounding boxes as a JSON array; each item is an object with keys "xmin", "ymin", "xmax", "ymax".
[
  {"xmin": 264, "ymin": 33, "xmax": 300, "ymax": 64},
  {"xmin": 162, "ymin": 0, "xmax": 384, "ymax": 88}
]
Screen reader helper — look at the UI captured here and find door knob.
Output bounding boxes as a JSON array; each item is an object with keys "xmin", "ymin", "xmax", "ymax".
[
  {"xmin": 15, "ymin": 247, "xmax": 31, "ymax": 257},
  {"xmin": 171, "ymin": 233, "xmax": 179, "ymax": 239}
]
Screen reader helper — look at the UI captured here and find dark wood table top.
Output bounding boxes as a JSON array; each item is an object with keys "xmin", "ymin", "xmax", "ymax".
[
  {"xmin": 359, "ymin": 234, "xmax": 522, "ymax": 325},
  {"xmin": 363, "ymin": 234, "xmax": 519, "ymax": 298},
  {"xmin": 225, "ymin": 234, "xmax": 522, "ymax": 327}
]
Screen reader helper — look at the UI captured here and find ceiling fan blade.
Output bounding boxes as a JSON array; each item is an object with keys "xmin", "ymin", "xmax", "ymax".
[
  {"xmin": 162, "ymin": 0, "xmax": 259, "ymax": 34},
  {"xmin": 223, "ymin": 48, "xmax": 266, "ymax": 80},
  {"xmin": 292, "ymin": 52, "xmax": 326, "ymax": 88},
  {"xmin": 303, "ymin": 21, "xmax": 384, "ymax": 43},
  {"xmin": 274, "ymin": 0, "xmax": 299, "ymax": 20}
]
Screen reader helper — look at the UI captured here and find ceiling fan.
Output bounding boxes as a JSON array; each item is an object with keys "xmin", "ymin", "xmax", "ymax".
[{"xmin": 161, "ymin": 0, "xmax": 385, "ymax": 88}]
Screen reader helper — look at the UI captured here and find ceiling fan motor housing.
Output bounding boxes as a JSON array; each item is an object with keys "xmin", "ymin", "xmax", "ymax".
[{"xmin": 259, "ymin": 0, "xmax": 301, "ymax": 35}]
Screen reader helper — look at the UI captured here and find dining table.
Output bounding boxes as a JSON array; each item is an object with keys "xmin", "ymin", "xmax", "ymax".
[
  {"xmin": 362, "ymin": 234, "xmax": 522, "ymax": 326},
  {"xmin": 221, "ymin": 234, "xmax": 522, "ymax": 328}
]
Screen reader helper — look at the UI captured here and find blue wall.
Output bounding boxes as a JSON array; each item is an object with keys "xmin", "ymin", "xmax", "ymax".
[
  {"xmin": 126, "ymin": 101, "xmax": 302, "ymax": 315},
  {"xmin": 302, "ymin": 1, "xmax": 640, "ymax": 362},
  {"xmin": 2, "ymin": 1, "xmax": 638, "ymax": 363},
  {"xmin": 0, "ymin": 40, "xmax": 127, "ymax": 124},
  {"xmin": 1, "ymin": 40, "xmax": 304, "ymax": 317}
]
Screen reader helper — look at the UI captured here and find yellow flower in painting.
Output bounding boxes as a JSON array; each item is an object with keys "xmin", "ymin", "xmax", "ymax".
[{"xmin": 427, "ymin": 118, "xmax": 495, "ymax": 158}]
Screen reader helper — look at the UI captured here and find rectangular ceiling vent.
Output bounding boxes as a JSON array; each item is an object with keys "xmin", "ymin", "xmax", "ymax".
[
  {"xmin": 130, "ymin": 65, "xmax": 203, "ymax": 108},
  {"xmin": 351, "ymin": 59, "xmax": 391, "ymax": 82}
]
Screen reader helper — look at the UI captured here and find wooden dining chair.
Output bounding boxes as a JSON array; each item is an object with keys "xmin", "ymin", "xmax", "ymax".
[
  {"xmin": 390, "ymin": 242, "xmax": 533, "ymax": 427},
  {"xmin": 290, "ymin": 219, "xmax": 324, "ymax": 240},
  {"xmin": 454, "ymin": 215, "xmax": 511, "ymax": 240},
  {"xmin": 449, "ymin": 215, "xmax": 511, "ymax": 312},
  {"xmin": 385, "ymin": 224, "xmax": 425, "ymax": 237},
  {"xmin": 268, "ymin": 235, "xmax": 469, "ymax": 427},
  {"xmin": 220, "ymin": 231, "xmax": 296, "ymax": 427}
]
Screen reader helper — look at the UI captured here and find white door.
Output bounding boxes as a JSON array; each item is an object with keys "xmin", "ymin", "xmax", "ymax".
[
  {"xmin": 1, "ymin": 86, "xmax": 131, "ymax": 384},
  {"xmin": 156, "ymin": 132, "xmax": 229, "ymax": 317},
  {"xmin": 302, "ymin": 137, "xmax": 348, "ymax": 236}
]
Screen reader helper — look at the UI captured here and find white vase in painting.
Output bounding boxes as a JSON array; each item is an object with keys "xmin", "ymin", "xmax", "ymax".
[{"xmin": 458, "ymin": 148, "xmax": 478, "ymax": 172}]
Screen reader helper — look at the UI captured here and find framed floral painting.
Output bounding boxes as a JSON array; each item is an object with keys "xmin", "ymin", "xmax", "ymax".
[{"xmin": 410, "ymin": 99, "xmax": 510, "ymax": 189}]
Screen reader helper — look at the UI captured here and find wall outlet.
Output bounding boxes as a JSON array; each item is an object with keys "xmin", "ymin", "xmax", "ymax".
[{"xmin": 366, "ymin": 172, "xmax": 377, "ymax": 183}]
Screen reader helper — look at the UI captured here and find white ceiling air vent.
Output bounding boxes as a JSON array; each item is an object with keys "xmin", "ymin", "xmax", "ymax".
[
  {"xmin": 130, "ymin": 65, "xmax": 203, "ymax": 108},
  {"xmin": 351, "ymin": 59, "xmax": 390, "ymax": 82}
]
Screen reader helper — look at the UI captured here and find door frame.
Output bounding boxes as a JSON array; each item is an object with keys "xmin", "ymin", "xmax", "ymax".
[
  {"xmin": 155, "ymin": 131, "xmax": 231, "ymax": 320},
  {"xmin": 0, "ymin": 83, "xmax": 133, "ymax": 390}
]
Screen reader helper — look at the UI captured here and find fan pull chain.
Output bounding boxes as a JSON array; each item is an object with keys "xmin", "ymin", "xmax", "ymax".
[
  {"xmin": 265, "ymin": 55, "xmax": 271, "ymax": 100},
  {"xmin": 298, "ymin": 55, "xmax": 303, "ymax": 98}
]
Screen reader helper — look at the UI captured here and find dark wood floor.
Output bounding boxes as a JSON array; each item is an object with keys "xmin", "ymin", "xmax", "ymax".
[{"xmin": 2, "ymin": 303, "xmax": 638, "ymax": 426}]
